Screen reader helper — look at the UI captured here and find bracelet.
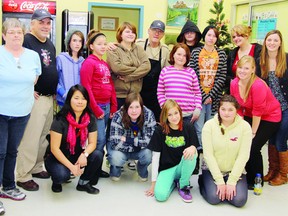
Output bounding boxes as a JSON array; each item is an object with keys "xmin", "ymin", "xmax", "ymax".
[{"xmin": 82, "ymin": 151, "xmax": 89, "ymax": 158}]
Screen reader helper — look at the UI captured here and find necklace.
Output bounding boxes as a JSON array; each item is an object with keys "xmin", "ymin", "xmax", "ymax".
[{"xmin": 203, "ymin": 47, "xmax": 215, "ymax": 53}]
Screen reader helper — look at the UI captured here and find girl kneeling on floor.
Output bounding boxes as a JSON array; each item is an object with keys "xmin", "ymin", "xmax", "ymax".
[
  {"xmin": 198, "ymin": 95, "xmax": 252, "ymax": 207},
  {"xmin": 44, "ymin": 84, "xmax": 103, "ymax": 194},
  {"xmin": 145, "ymin": 99, "xmax": 198, "ymax": 203}
]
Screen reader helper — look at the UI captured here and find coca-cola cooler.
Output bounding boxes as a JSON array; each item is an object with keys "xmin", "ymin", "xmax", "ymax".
[
  {"xmin": 61, "ymin": 9, "xmax": 94, "ymax": 57},
  {"xmin": 2, "ymin": 0, "xmax": 56, "ymax": 45}
]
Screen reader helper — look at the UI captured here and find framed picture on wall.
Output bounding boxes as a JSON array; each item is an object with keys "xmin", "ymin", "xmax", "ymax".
[{"xmin": 98, "ymin": 16, "xmax": 119, "ymax": 31}]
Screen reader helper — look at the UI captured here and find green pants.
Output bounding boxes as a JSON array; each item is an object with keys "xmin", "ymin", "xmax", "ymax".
[{"xmin": 154, "ymin": 155, "xmax": 197, "ymax": 202}]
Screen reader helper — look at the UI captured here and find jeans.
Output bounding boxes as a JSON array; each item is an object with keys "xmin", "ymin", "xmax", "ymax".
[
  {"xmin": 154, "ymin": 155, "xmax": 197, "ymax": 202},
  {"xmin": 96, "ymin": 103, "xmax": 110, "ymax": 152},
  {"xmin": 199, "ymin": 170, "xmax": 248, "ymax": 207},
  {"xmin": 194, "ymin": 103, "xmax": 213, "ymax": 148},
  {"xmin": 0, "ymin": 114, "xmax": 30, "ymax": 190},
  {"xmin": 108, "ymin": 148, "xmax": 152, "ymax": 178},
  {"xmin": 45, "ymin": 149, "xmax": 103, "ymax": 184},
  {"xmin": 269, "ymin": 109, "xmax": 288, "ymax": 152}
]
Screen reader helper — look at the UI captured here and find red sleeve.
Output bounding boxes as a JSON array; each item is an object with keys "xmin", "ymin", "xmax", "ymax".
[
  {"xmin": 80, "ymin": 58, "xmax": 104, "ymax": 118},
  {"xmin": 110, "ymin": 75, "xmax": 118, "ymax": 114}
]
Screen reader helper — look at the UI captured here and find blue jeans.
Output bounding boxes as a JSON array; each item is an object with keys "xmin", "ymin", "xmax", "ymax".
[
  {"xmin": 269, "ymin": 108, "xmax": 288, "ymax": 152},
  {"xmin": 199, "ymin": 170, "xmax": 248, "ymax": 207},
  {"xmin": 96, "ymin": 103, "xmax": 110, "ymax": 152},
  {"xmin": 194, "ymin": 103, "xmax": 213, "ymax": 148},
  {"xmin": 108, "ymin": 148, "xmax": 152, "ymax": 178},
  {"xmin": 0, "ymin": 114, "xmax": 30, "ymax": 190},
  {"xmin": 45, "ymin": 150, "xmax": 103, "ymax": 184}
]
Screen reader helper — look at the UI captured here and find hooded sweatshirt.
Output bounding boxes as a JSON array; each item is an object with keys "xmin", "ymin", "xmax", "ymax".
[
  {"xmin": 177, "ymin": 20, "xmax": 203, "ymax": 53},
  {"xmin": 56, "ymin": 52, "xmax": 84, "ymax": 106}
]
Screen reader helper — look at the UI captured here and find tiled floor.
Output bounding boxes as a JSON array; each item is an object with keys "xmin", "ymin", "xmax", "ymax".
[{"xmin": 3, "ymin": 144, "xmax": 288, "ymax": 216}]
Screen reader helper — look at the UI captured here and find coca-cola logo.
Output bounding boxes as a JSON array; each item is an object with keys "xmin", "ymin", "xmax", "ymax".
[
  {"xmin": 20, "ymin": 1, "xmax": 50, "ymax": 12},
  {"xmin": 8, "ymin": 0, "xmax": 18, "ymax": 10}
]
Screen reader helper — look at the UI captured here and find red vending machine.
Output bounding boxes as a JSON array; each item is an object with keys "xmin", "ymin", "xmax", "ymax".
[
  {"xmin": 2, "ymin": 0, "xmax": 57, "ymax": 45},
  {"xmin": 62, "ymin": 9, "xmax": 94, "ymax": 57}
]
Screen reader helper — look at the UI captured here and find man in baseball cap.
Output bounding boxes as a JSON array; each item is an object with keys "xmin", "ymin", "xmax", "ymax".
[
  {"xmin": 31, "ymin": 9, "xmax": 52, "ymax": 20},
  {"xmin": 149, "ymin": 20, "xmax": 165, "ymax": 32}
]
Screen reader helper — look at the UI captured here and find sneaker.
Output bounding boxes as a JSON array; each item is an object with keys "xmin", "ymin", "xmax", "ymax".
[
  {"xmin": 127, "ymin": 160, "xmax": 136, "ymax": 170},
  {"xmin": 176, "ymin": 181, "xmax": 193, "ymax": 203},
  {"xmin": 138, "ymin": 176, "xmax": 148, "ymax": 182},
  {"xmin": 0, "ymin": 201, "xmax": 5, "ymax": 215},
  {"xmin": 51, "ymin": 183, "xmax": 62, "ymax": 193},
  {"xmin": 0, "ymin": 188, "xmax": 26, "ymax": 201},
  {"xmin": 110, "ymin": 176, "xmax": 120, "ymax": 182}
]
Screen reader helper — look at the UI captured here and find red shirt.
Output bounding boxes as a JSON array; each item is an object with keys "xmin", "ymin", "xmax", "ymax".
[
  {"xmin": 230, "ymin": 77, "xmax": 281, "ymax": 122},
  {"xmin": 80, "ymin": 54, "xmax": 117, "ymax": 118},
  {"xmin": 232, "ymin": 44, "xmax": 256, "ymax": 74}
]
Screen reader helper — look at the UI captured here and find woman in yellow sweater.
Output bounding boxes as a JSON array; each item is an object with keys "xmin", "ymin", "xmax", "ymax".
[{"xmin": 198, "ymin": 95, "xmax": 252, "ymax": 207}]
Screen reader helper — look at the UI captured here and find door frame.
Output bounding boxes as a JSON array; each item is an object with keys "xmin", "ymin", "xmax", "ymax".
[{"xmin": 88, "ymin": 2, "xmax": 144, "ymax": 38}]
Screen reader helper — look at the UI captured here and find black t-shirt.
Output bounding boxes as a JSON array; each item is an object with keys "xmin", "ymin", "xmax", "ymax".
[
  {"xmin": 23, "ymin": 33, "xmax": 58, "ymax": 95},
  {"xmin": 147, "ymin": 122, "xmax": 199, "ymax": 171},
  {"xmin": 47, "ymin": 114, "xmax": 97, "ymax": 163}
]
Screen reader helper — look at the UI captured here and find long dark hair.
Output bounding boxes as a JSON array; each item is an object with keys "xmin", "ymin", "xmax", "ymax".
[
  {"xmin": 217, "ymin": 94, "xmax": 240, "ymax": 135},
  {"xmin": 121, "ymin": 93, "xmax": 144, "ymax": 129},
  {"xmin": 57, "ymin": 84, "xmax": 92, "ymax": 119}
]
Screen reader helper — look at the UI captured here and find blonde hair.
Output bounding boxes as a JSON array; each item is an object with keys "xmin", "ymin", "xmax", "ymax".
[
  {"xmin": 236, "ymin": 55, "xmax": 257, "ymax": 100},
  {"xmin": 160, "ymin": 99, "xmax": 183, "ymax": 134},
  {"xmin": 260, "ymin": 30, "xmax": 287, "ymax": 79},
  {"xmin": 2, "ymin": 18, "xmax": 25, "ymax": 35},
  {"xmin": 231, "ymin": 24, "xmax": 252, "ymax": 38}
]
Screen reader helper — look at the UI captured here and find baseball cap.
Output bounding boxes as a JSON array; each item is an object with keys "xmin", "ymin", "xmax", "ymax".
[
  {"xmin": 31, "ymin": 9, "xmax": 52, "ymax": 20},
  {"xmin": 150, "ymin": 20, "xmax": 165, "ymax": 32}
]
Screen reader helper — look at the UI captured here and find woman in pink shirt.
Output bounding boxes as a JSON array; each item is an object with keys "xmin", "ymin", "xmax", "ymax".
[{"xmin": 230, "ymin": 55, "xmax": 281, "ymax": 189}]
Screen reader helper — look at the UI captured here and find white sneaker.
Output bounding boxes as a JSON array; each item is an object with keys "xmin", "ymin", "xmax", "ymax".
[
  {"xmin": 127, "ymin": 160, "xmax": 136, "ymax": 170},
  {"xmin": 138, "ymin": 176, "xmax": 148, "ymax": 182},
  {"xmin": 0, "ymin": 188, "xmax": 26, "ymax": 201},
  {"xmin": 110, "ymin": 176, "xmax": 120, "ymax": 182},
  {"xmin": 0, "ymin": 201, "xmax": 5, "ymax": 215}
]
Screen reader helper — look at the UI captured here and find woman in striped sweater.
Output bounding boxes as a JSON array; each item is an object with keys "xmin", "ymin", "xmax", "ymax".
[
  {"xmin": 157, "ymin": 43, "xmax": 202, "ymax": 124},
  {"xmin": 188, "ymin": 25, "xmax": 227, "ymax": 150}
]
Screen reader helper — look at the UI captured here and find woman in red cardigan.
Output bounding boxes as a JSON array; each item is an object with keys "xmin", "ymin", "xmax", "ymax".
[{"xmin": 230, "ymin": 55, "xmax": 281, "ymax": 189}]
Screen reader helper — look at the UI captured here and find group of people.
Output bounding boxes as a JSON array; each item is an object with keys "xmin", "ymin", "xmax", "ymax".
[{"xmin": 0, "ymin": 8, "xmax": 287, "ymax": 215}]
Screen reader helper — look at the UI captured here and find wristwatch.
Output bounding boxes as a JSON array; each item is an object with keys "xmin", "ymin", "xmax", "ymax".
[{"xmin": 82, "ymin": 151, "xmax": 89, "ymax": 158}]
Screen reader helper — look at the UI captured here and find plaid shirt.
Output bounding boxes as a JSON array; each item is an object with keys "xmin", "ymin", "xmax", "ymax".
[{"xmin": 108, "ymin": 106, "xmax": 156, "ymax": 153}]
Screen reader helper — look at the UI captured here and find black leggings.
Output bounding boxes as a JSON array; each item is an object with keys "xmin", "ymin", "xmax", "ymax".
[{"xmin": 244, "ymin": 117, "xmax": 280, "ymax": 185}]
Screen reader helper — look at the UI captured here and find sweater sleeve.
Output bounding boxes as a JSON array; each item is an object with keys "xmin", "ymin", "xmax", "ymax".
[
  {"xmin": 106, "ymin": 48, "xmax": 137, "ymax": 75},
  {"xmin": 109, "ymin": 112, "xmax": 125, "ymax": 150},
  {"xmin": 123, "ymin": 46, "xmax": 151, "ymax": 82},
  {"xmin": 202, "ymin": 120, "xmax": 225, "ymax": 185},
  {"xmin": 151, "ymin": 151, "xmax": 160, "ymax": 182},
  {"xmin": 190, "ymin": 68, "xmax": 202, "ymax": 110},
  {"xmin": 227, "ymin": 121, "xmax": 252, "ymax": 185},
  {"xmin": 157, "ymin": 67, "xmax": 166, "ymax": 107},
  {"xmin": 109, "ymin": 74, "xmax": 118, "ymax": 114},
  {"xmin": 56, "ymin": 56, "xmax": 65, "ymax": 98},
  {"xmin": 80, "ymin": 59, "xmax": 104, "ymax": 118}
]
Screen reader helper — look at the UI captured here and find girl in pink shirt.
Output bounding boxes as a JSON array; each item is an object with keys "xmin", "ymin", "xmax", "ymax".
[{"xmin": 230, "ymin": 55, "xmax": 281, "ymax": 189}]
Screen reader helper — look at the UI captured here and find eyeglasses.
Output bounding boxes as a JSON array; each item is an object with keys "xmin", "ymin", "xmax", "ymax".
[
  {"xmin": 151, "ymin": 29, "xmax": 164, "ymax": 35},
  {"xmin": 6, "ymin": 31, "xmax": 23, "ymax": 35}
]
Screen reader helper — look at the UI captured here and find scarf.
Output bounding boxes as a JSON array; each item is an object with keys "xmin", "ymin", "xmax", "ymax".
[{"xmin": 66, "ymin": 112, "xmax": 90, "ymax": 155}]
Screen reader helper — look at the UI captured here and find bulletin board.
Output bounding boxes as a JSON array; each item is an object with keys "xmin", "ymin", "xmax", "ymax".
[{"xmin": 231, "ymin": 0, "xmax": 288, "ymax": 52}]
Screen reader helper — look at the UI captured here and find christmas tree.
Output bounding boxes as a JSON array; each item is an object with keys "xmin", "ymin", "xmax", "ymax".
[{"xmin": 207, "ymin": 0, "xmax": 232, "ymax": 54}]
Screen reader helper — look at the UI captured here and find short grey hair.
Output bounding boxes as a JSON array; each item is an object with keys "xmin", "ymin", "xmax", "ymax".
[{"xmin": 2, "ymin": 18, "xmax": 25, "ymax": 35}]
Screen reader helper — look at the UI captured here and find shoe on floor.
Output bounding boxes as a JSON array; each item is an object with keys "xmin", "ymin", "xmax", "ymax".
[
  {"xmin": 0, "ymin": 201, "xmax": 5, "ymax": 215},
  {"xmin": 99, "ymin": 170, "xmax": 110, "ymax": 178},
  {"xmin": 76, "ymin": 183, "xmax": 99, "ymax": 194},
  {"xmin": 32, "ymin": 171, "xmax": 50, "ymax": 179},
  {"xmin": 51, "ymin": 183, "xmax": 62, "ymax": 193},
  {"xmin": 127, "ymin": 161, "xmax": 136, "ymax": 170},
  {"xmin": 138, "ymin": 176, "xmax": 148, "ymax": 182},
  {"xmin": 176, "ymin": 181, "xmax": 193, "ymax": 203},
  {"xmin": 110, "ymin": 176, "xmax": 120, "ymax": 182},
  {"xmin": 0, "ymin": 188, "xmax": 26, "ymax": 201},
  {"xmin": 17, "ymin": 180, "xmax": 39, "ymax": 191}
]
